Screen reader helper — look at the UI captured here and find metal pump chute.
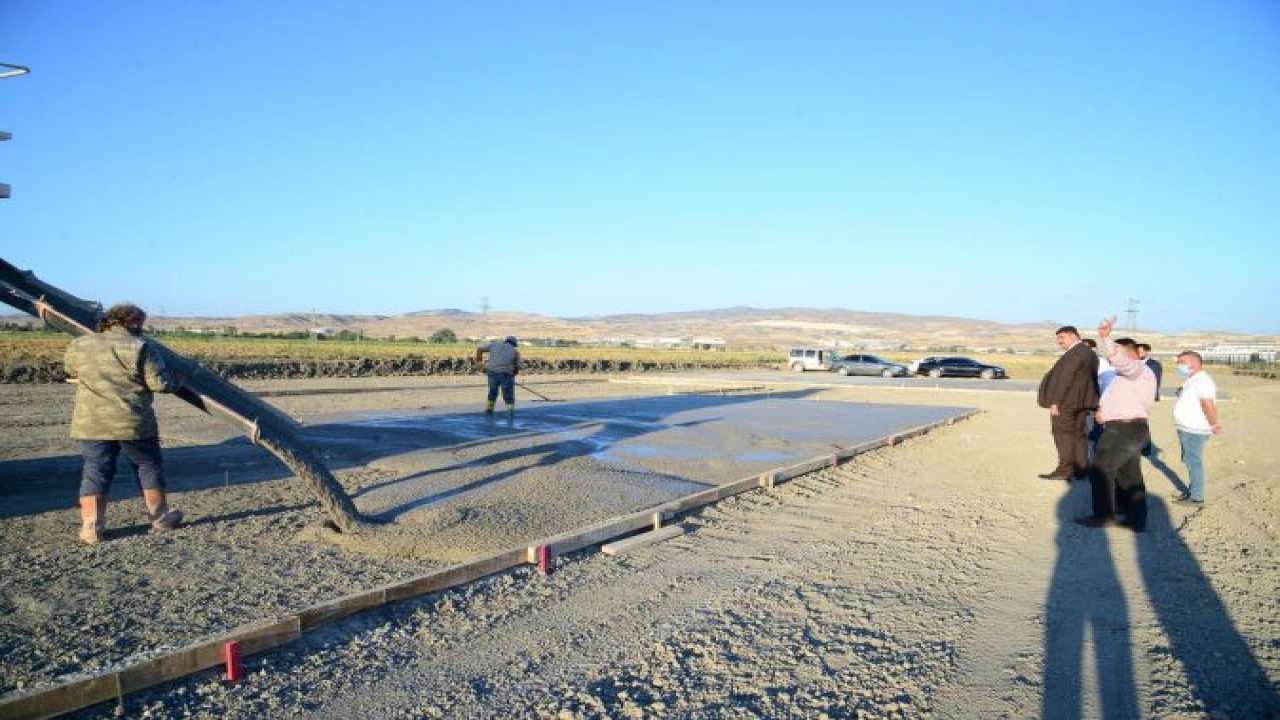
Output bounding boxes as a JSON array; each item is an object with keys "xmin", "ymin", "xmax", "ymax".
[{"xmin": 0, "ymin": 258, "xmax": 367, "ymax": 533}]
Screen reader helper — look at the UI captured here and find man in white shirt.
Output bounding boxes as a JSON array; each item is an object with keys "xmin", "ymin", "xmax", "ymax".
[{"xmin": 1171, "ymin": 351, "xmax": 1222, "ymax": 505}]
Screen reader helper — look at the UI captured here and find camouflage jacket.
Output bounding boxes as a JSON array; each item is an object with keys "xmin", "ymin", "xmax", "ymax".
[{"xmin": 63, "ymin": 328, "xmax": 180, "ymax": 440}]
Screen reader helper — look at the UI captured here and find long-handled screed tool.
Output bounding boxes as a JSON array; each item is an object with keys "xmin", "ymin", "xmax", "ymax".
[{"xmin": 517, "ymin": 380, "xmax": 561, "ymax": 402}]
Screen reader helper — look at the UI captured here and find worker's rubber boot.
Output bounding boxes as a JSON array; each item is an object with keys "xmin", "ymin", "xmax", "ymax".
[
  {"xmin": 142, "ymin": 488, "xmax": 184, "ymax": 532},
  {"xmin": 506, "ymin": 405, "xmax": 515, "ymax": 421},
  {"xmin": 78, "ymin": 495, "xmax": 106, "ymax": 545},
  {"xmin": 485, "ymin": 400, "xmax": 495, "ymax": 416}
]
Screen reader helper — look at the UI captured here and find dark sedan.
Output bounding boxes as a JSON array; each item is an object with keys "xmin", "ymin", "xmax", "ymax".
[
  {"xmin": 828, "ymin": 354, "xmax": 909, "ymax": 378},
  {"xmin": 914, "ymin": 356, "xmax": 1007, "ymax": 379}
]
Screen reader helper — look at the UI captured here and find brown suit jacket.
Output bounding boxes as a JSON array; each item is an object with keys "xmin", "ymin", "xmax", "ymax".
[{"xmin": 1037, "ymin": 341, "xmax": 1100, "ymax": 411}]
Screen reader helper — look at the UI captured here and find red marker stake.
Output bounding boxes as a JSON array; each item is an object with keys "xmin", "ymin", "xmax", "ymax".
[
  {"xmin": 537, "ymin": 545, "xmax": 553, "ymax": 575},
  {"xmin": 224, "ymin": 640, "xmax": 244, "ymax": 683}
]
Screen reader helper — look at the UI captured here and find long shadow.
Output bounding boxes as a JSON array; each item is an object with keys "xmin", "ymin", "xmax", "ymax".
[
  {"xmin": 0, "ymin": 389, "xmax": 824, "ymax": 520},
  {"xmin": 1143, "ymin": 452, "xmax": 1188, "ymax": 498},
  {"xmin": 1136, "ymin": 498, "xmax": 1280, "ymax": 717},
  {"xmin": 354, "ymin": 417, "xmax": 716, "ymax": 498},
  {"xmin": 372, "ymin": 418, "xmax": 718, "ymax": 521},
  {"xmin": 1042, "ymin": 482, "xmax": 1139, "ymax": 720}
]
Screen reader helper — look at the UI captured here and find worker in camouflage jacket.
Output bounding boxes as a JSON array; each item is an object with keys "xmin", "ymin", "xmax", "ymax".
[{"xmin": 63, "ymin": 303, "xmax": 185, "ymax": 544}]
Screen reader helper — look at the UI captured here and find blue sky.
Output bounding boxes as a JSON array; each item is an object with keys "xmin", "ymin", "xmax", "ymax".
[{"xmin": 2, "ymin": 1, "xmax": 1277, "ymax": 334}]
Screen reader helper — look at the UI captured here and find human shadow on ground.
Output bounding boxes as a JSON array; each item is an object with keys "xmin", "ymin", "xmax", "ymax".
[
  {"xmin": 367, "ymin": 417, "xmax": 720, "ymax": 521},
  {"xmin": 1041, "ymin": 482, "xmax": 1139, "ymax": 720},
  {"xmin": 1143, "ymin": 450, "xmax": 1188, "ymax": 497},
  {"xmin": 1136, "ymin": 498, "xmax": 1280, "ymax": 717},
  {"xmin": 1042, "ymin": 488, "xmax": 1280, "ymax": 718},
  {"xmin": 1, "ymin": 389, "xmax": 851, "ymax": 519}
]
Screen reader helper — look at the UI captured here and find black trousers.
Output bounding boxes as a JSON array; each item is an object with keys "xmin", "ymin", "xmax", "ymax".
[
  {"xmin": 79, "ymin": 438, "xmax": 166, "ymax": 497},
  {"xmin": 1089, "ymin": 420, "xmax": 1150, "ymax": 530},
  {"xmin": 1050, "ymin": 407, "xmax": 1091, "ymax": 477}
]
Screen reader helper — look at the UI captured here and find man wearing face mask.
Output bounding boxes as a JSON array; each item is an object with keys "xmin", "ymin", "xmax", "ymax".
[
  {"xmin": 63, "ymin": 303, "xmax": 185, "ymax": 544},
  {"xmin": 1171, "ymin": 351, "xmax": 1221, "ymax": 505}
]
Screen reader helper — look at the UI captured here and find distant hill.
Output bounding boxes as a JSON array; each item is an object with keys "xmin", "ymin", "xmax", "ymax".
[{"xmin": 4, "ymin": 307, "xmax": 1275, "ymax": 352}]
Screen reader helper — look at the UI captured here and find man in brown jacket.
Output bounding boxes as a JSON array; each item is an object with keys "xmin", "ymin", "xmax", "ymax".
[
  {"xmin": 1037, "ymin": 325, "xmax": 1101, "ymax": 481},
  {"xmin": 63, "ymin": 303, "xmax": 185, "ymax": 544}
]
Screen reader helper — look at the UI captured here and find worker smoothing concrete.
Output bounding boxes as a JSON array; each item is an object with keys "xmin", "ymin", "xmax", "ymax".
[{"xmin": 474, "ymin": 336, "xmax": 521, "ymax": 419}]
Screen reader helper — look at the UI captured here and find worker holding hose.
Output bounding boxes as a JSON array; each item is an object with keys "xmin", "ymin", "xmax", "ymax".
[{"xmin": 63, "ymin": 303, "xmax": 185, "ymax": 544}]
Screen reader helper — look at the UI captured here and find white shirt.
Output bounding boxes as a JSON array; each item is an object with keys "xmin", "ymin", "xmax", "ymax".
[
  {"xmin": 1174, "ymin": 370, "xmax": 1217, "ymax": 434},
  {"xmin": 1097, "ymin": 355, "xmax": 1117, "ymax": 395}
]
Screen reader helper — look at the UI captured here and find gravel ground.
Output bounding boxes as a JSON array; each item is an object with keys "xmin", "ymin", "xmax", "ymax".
[{"xmin": 2, "ymin": 372, "xmax": 1279, "ymax": 719}]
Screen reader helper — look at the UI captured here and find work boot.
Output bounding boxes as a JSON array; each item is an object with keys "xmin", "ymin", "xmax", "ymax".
[
  {"xmin": 506, "ymin": 405, "xmax": 515, "ymax": 420},
  {"xmin": 143, "ymin": 488, "xmax": 184, "ymax": 532},
  {"xmin": 485, "ymin": 401, "xmax": 495, "ymax": 416},
  {"xmin": 78, "ymin": 495, "xmax": 106, "ymax": 545}
]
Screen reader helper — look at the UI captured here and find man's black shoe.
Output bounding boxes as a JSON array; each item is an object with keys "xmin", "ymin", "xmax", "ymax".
[
  {"xmin": 1038, "ymin": 471, "xmax": 1070, "ymax": 480},
  {"xmin": 1074, "ymin": 515, "xmax": 1121, "ymax": 529}
]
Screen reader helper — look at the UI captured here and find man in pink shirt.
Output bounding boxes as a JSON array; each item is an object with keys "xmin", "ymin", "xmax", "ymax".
[{"xmin": 1075, "ymin": 317, "xmax": 1157, "ymax": 532}]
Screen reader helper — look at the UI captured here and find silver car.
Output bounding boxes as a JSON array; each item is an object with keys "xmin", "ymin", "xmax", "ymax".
[{"xmin": 828, "ymin": 354, "xmax": 909, "ymax": 378}]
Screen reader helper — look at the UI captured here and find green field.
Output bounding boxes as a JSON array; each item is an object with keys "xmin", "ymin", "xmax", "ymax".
[
  {"xmin": 0, "ymin": 330, "xmax": 774, "ymax": 367},
  {"xmin": 1, "ymin": 330, "xmax": 1062, "ymax": 380}
]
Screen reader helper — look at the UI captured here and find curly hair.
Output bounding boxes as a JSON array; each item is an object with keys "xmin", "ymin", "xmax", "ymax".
[{"xmin": 96, "ymin": 303, "xmax": 147, "ymax": 332}]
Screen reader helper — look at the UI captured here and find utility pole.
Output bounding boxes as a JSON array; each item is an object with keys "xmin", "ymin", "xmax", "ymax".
[
  {"xmin": 1125, "ymin": 298, "xmax": 1140, "ymax": 334},
  {"xmin": 480, "ymin": 296, "xmax": 491, "ymax": 315},
  {"xmin": 1, "ymin": 62, "xmax": 31, "ymax": 200},
  {"xmin": 0, "ymin": 131, "xmax": 11, "ymax": 200}
]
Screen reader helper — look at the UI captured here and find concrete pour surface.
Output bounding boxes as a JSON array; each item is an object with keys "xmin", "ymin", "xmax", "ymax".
[
  {"xmin": 293, "ymin": 390, "xmax": 974, "ymax": 560},
  {"xmin": 0, "ymin": 388, "xmax": 973, "ymax": 562}
]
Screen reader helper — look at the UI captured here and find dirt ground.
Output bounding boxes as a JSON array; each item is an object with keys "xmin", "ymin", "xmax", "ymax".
[{"xmin": 1, "ymin": 372, "xmax": 1278, "ymax": 718}]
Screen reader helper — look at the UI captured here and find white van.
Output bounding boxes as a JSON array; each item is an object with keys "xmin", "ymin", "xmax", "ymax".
[{"xmin": 787, "ymin": 347, "xmax": 836, "ymax": 372}]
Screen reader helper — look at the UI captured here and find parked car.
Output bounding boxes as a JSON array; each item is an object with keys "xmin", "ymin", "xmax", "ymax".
[
  {"xmin": 914, "ymin": 356, "xmax": 1007, "ymax": 379},
  {"xmin": 787, "ymin": 347, "xmax": 838, "ymax": 372},
  {"xmin": 828, "ymin": 354, "xmax": 909, "ymax": 378}
]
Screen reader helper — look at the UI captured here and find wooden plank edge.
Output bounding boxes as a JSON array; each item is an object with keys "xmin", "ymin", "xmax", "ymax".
[
  {"xmin": 385, "ymin": 548, "xmax": 526, "ymax": 603},
  {"xmin": 0, "ymin": 617, "xmax": 302, "ymax": 720},
  {"xmin": 0, "ymin": 674, "xmax": 118, "ymax": 720},
  {"xmin": 602, "ymin": 525, "xmax": 686, "ymax": 556}
]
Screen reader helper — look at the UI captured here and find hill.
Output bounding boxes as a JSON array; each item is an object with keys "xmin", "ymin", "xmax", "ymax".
[
  {"xmin": 4, "ymin": 307, "xmax": 1275, "ymax": 351},
  {"xmin": 120, "ymin": 308, "xmax": 1280, "ymax": 351}
]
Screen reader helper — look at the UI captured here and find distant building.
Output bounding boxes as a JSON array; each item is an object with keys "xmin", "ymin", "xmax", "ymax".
[
  {"xmin": 583, "ymin": 336, "xmax": 727, "ymax": 350},
  {"xmin": 1201, "ymin": 344, "xmax": 1278, "ymax": 363}
]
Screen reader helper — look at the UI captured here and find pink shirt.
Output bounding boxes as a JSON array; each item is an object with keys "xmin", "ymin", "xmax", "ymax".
[{"xmin": 1097, "ymin": 337, "xmax": 1156, "ymax": 422}]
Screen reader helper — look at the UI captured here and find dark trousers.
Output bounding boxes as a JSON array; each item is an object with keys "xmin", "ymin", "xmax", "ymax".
[
  {"xmin": 1088, "ymin": 420, "xmax": 1150, "ymax": 530},
  {"xmin": 1050, "ymin": 408, "xmax": 1091, "ymax": 477},
  {"xmin": 79, "ymin": 438, "xmax": 166, "ymax": 497},
  {"xmin": 486, "ymin": 371, "xmax": 515, "ymax": 406}
]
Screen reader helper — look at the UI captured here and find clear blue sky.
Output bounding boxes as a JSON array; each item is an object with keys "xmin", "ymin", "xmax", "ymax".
[{"xmin": 2, "ymin": 1, "xmax": 1278, "ymax": 334}]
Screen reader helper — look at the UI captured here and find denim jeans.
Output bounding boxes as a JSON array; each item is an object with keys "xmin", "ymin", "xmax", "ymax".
[
  {"xmin": 1177, "ymin": 429, "xmax": 1210, "ymax": 501},
  {"xmin": 487, "ymin": 371, "xmax": 515, "ymax": 406},
  {"xmin": 79, "ymin": 438, "xmax": 166, "ymax": 497}
]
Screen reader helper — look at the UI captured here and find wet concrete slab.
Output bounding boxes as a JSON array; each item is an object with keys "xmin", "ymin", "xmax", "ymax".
[
  {"xmin": 0, "ymin": 391, "xmax": 974, "ymax": 527},
  {"xmin": 299, "ymin": 391, "xmax": 976, "ymax": 521}
]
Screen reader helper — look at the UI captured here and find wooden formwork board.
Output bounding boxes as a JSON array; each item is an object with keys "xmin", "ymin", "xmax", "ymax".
[
  {"xmin": 602, "ymin": 525, "xmax": 686, "ymax": 556},
  {"xmin": 385, "ymin": 548, "xmax": 526, "ymax": 603},
  {"xmin": 0, "ymin": 409, "xmax": 977, "ymax": 720}
]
